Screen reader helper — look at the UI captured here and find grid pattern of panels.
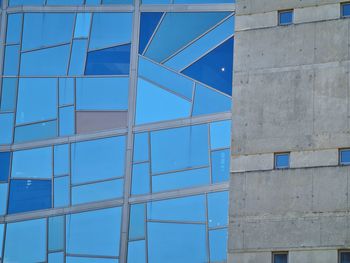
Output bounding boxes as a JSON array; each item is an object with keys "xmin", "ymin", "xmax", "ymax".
[{"xmin": 0, "ymin": 0, "xmax": 234, "ymax": 262}]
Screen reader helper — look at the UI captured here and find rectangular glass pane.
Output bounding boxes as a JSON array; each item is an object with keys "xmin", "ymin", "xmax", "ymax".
[
  {"xmin": 54, "ymin": 176, "xmax": 70, "ymax": 208},
  {"xmin": 208, "ymin": 191, "xmax": 228, "ymax": 228},
  {"xmin": 59, "ymin": 106, "xmax": 75, "ymax": 136},
  {"xmin": 1, "ymin": 78, "xmax": 17, "ymax": 112},
  {"xmin": 129, "ymin": 204, "xmax": 145, "ymax": 240},
  {"xmin": 131, "ymin": 163, "xmax": 150, "ymax": 195},
  {"xmin": 54, "ymin": 144, "xmax": 69, "ymax": 176},
  {"xmin": 59, "ymin": 78, "xmax": 74, "ymax": 106},
  {"xmin": 127, "ymin": 240, "xmax": 146, "ymax": 263},
  {"xmin": 49, "ymin": 216, "xmax": 64, "ymax": 251},
  {"xmin": 14, "ymin": 120, "xmax": 57, "ymax": 143}
]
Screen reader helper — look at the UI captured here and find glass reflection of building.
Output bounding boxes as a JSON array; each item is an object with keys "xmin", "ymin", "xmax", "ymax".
[{"xmin": 0, "ymin": 0, "xmax": 234, "ymax": 262}]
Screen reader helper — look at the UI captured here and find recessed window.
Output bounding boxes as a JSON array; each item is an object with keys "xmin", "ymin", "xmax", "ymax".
[
  {"xmin": 340, "ymin": 251, "xmax": 350, "ymax": 263},
  {"xmin": 273, "ymin": 252, "xmax": 288, "ymax": 263},
  {"xmin": 342, "ymin": 2, "xmax": 350, "ymax": 18},
  {"xmin": 278, "ymin": 10, "xmax": 293, "ymax": 25},
  {"xmin": 275, "ymin": 153, "xmax": 290, "ymax": 169},
  {"xmin": 340, "ymin": 149, "xmax": 350, "ymax": 165}
]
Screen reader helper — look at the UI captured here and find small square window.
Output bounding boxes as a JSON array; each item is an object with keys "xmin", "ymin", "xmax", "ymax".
[
  {"xmin": 340, "ymin": 251, "xmax": 350, "ymax": 263},
  {"xmin": 342, "ymin": 3, "xmax": 350, "ymax": 18},
  {"xmin": 273, "ymin": 252, "xmax": 288, "ymax": 263},
  {"xmin": 279, "ymin": 10, "xmax": 293, "ymax": 25},
  {"xmin": 340, "ymin": 149, "xmax": 350, "ymax": 165},
  {"xmin": 275, "ymin": 153, "xmax": 290, "ymax": 169}
]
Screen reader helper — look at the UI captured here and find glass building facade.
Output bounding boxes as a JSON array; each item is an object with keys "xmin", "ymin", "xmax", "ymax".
[{"xmin": 0, "ymin": 0, "xmax": 234, "ymax": 262}]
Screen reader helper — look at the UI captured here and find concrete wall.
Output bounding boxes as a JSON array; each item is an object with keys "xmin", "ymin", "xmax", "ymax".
[{"xmin": 230, "ymin": 0, "xmax": 350, "ymax": 262}]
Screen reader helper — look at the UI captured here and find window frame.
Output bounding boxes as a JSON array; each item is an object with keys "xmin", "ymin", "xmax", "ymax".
[
  {"xmin": 274, "ymin": 152, "xmax": 290, "ymax": 170},
  {"xmin": 272, "ymin": 251, "xmax": 289, "ymax": 263},
  {"xmin": 341, "ymin": 2, "xmax": 350, "ymax": 18},
  {"xmin": 278, "ymin": 9, "xmax": 294, "ymax": 26}
]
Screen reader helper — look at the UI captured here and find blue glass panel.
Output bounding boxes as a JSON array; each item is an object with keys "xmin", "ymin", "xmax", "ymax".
[
  {"xmin": 275, "ymin": 153, "xmax": 290, "ymax": 169},
  {"xmin": 147, "ymin": 195, "xmax": 206, "ymax": 222},
  {"xmin": 59, "ymin": 78, "xmax": 74, "ymax": 106},
  {"xmin": 138, "ymin": 56, "xmax": 193, "ymax": 99},
  {"xmin": 16, "ymin": 78, "xmax": 57, "ymax": 124},
  {"xmin": 343, "ymin": 3, "xmax": 350, "ymax": 17},
  {"xmin": 142, "ymin": 0, "xmax": 170, "ymax": 3},
  {"xmin": 4, "ymin": 219, "xmax": 46, "ymax": 262},
  {"xmin": 89, "ymin": 13, "xmax": 132, "ymax": 50},
  {"xmin": 20, "ymin": 44, "xmax": 70, "ymax": 76},
  {"xmin": 8, "ymin": 179, "xmax": 52, "ymax": 214},
  {"xmin": 0, "ymin": 152, "xmax": 10, "ymax": 182},
  {"xmin": 132, "ymin": 163, "xmax": 150, "ymax": 195},
  {"xmin": 182, "ymin": 37, "xmax": 234, "ymax": 96},
  {"xmin": 59, "ymin": 106, "xmax": 75, "ymax": 136},
  {"xmin": 4, "ymin": 45, "xmax": 20, "ymax": 75},
  {"xmin": 165, "ymin": 16, "xmax": 234, "ymax": 71},
  {"xmin": 71, "ymin": 136, "xmax": 126, "ymax": 184},
  {"xmin": 86, "ymin": 0, "xmax": 101, "ymax": 4},
  {"xmin": 72, "ymin": 179, "xmax": 123, "ymax": 205},
  {"xmin": 151, "ymin": 125, "xmax": 209, "ymax": 174},
  {"xmin": 128, "ymin": 240, "xmax": 146, "ymax": 263},
  {"xmin": 76, "ymin": 78, "xmax": 129, "ymax": 110},
  {"xmin": 0, "ymin": 184, "xmax": 8, "ymax": 215},
  {"xmin": 212, "ymin": 149, "xmax": 230, "ymax": 183},
  {"xmin": 0, "ymin": 224, "xmax": 4, "ymax": 256},
  {"xmin": 49, "ymin": 252, "xmax": 64, "ymax": 263},
  {"xmin": 208, "ymin": 191, "xmax": 228, "ymax": 228},
  {"xmin": 209, "ymin": 228, "xmax": 227, "ymax": 262},
  {"xmin": 274, "ymin": 254, "xmax": 288, "ymax": 263},
  {"xmin": 54, "ymin": 144, "xmax": 69, "ymax": 176},
  {"xmin": 66, "ymin": 207, "xmax": 122, "ymax": 257},
  {"xmin": 103, "ymin": 0, "xmax": 132, "ymax": 3},
  {"xmin": 192, "ymin": 83, "xmax": 231, "ymax": 116},
  {"xmin": 47, "ymin": 0, "xmax": 83, "ymax": 4},
  {"xmin": 133, "ymin": 132, "xmax": 149, "ymax": 163},
  {"xmin": 9, "ymin": 0, "xmax": 44, "ymax": 6},
  {"xmin": 69, "ymin": 39, "xmax": 88, "ymax": 76},
  {"xmin": 0, "ymin": 113, "xmax": 14, "ymax": 144},
  {"xmin": 279, "ymin": 10, "xmax": 293, "ymax": 25},
  {"xmin": 22, "ymin": 13, "xmax": 74, "ymax": 51},
  {"xmin": 148, "ymin": 222, "xmax": 207, "ymax": 263},
  {"xmin": 14, "ymin": 120, "xmax": 57, "ymax": 143},
  {"xmin": 210, "ymin": 120, "xmax": 231, "ymax": 149},
  {"xmin": 85, "ymin": 44, "xmax": 131, "ymax": 75},
  {"xmin": 6, "ymin": 14, "xmax": 22, "ymax": 44},
  {"xmin": 12, "ymin": 147, "xmax": 52, "ymax": 179},
  {"xmin": 152, "ymin": 167, "xmax": 210, "ymax": 192},
  {"xmin": 135, "ymin": 78, "xmax": 191, "ymax": 124},
  {"xmin": 139, "ymin": 12, "xmax": 163, "ymax": 54},
  {"xmin": 67, "ymin": 257, "xmax": 118, "ymax": 263},
  {"xmin": 49, "ymin": 216, "xmax": 64, "ymax": 251},
  {"xmin": 145, "ymin": 12, "xmax": 230, "ymax": 62},
  {"xmin": 129, "ymin": 204, "xmax": 145, "ymax": 240},
  {"xmin": 75, "ymin": 13, "xmax": 91, "ymax": 38},
  {"xmin": 340, "ymin": 149, "xmax": 350, "ymax": 165},
  {"xmin": 1, "ymin": 78, "xmax": 17, "ymax": 111},
  {"xmin": 54, "ymin": 176, "xmax": 70, "ymax": 208}
]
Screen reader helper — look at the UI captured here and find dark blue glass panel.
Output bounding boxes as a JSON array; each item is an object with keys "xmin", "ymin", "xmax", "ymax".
[
  {"xmin": 85, "ymin": 44, "xmax": 131, "ymax": 75},
  {"xmin": 139, "ymin": 12, "xmax": 163, "ymax": 54},
  {"xmin": 182, "ymin": 38, "xmax": 233, "ymax": 96},
  {"xmin": 275, "ymin": 153, "xmax": 290, "ymax": 169},
  {"xmin": 0, "ymin": 152, "xmax": 10, "ymax": 182},
  {"xmin": 341, "ymin": 252, "xmax": 350, "ymax": 263},
  {"xmin": 340, "ymin": 149, "xmax": 350, "ymax": 165},
  {"xmin": 274, "ymin": 254, "xmax": 288, "ymax": 263},
  {"xmin": 8, "ymin": 179, "xmax": 52, "ymax": 214},
  {"xmin": 279, "ymin": 10, "xmax": 293, "ymax": 25},
  {"xmin": 343, "ymin": 3, "xmax": 350, "ymax": 17}
]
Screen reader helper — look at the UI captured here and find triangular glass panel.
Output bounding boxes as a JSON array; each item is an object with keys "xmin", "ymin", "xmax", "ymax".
[{"xmin": 139, "ymin": 12, "xmax": 163, "ymax": 55}]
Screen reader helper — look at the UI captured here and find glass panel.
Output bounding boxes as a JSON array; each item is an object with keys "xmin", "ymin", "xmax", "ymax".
[
  {"xmin": 72, "ymin": 179, "xmax": 123, "ymax": 205},
  {"xmin": 22, "ymin": 13, "xmax": 74, "ymax": 51},
  {"xmin": 3, "ymin": 45, "xmax": 20, "ymax": 75},
  {"xmin": 6, "ymin": 14, "xmax": 22, "ymax": 44},
  {"xmin": 48, "ymin": 252, "xmax": 64, "ymax": 263},
  {"xmin": 8, "ymin": 179, "xmax": 52, "ymax": 214},
  {"xmin": 0, "ymin": 224, "xmax": 4, "ymax": 256},
  {"xmin": 67, "ymin": 257, "xmax": 118, "ymax": 263},
  {"xmin": 9, "ymin": 0, "xmax": 44, "ymax": 5},
  {"xmin": 66, "ymin": 207, "xmax": 122, "ymax": 257},
  {"xmin": 103, "ymin": 0, "xmax": 132, "ymax": 3},
  {"xmin": 343, "ymin": 3, "xmax": 350, "ymax": 17},
  {"xmin": 71, "ymin": 136, "xmax": 126, "ymax": 184},
  {"xmin": 59, "ymin": 78, "xmax": 74, "ymax": 106},
  {"xmin": 147, "ymin": 195, "xmax": 206, "ymax": 222},
  {"xmin": 54, "ymin": 176, "xmax": 70, "ymax": 208},
  {"xmin": 135, "ymin": 78, "xmax": 191, "ymax": 124},
  {"xmin": 139, "ymin": 12, "xmax": 163, "ymax": 54},
  {"xmin": 275, "ymin": 153, "xmax": 290, "ymax": 169},
  {"xmin": 1, "ymin": 78, "xmax": 17, "ymax": 112},
  {"xmin": 129, "ymin": 204, "xmax": 145, "ymax": 240},
  {"xmin": 274, "ymin": 254, "xmax": 288, "ymax": 263},
  {"xmin": 54, "ymin": 144, "xmax": 69, "ymax": 176},
  {"xmin": 0, "ymin": 152, "xmax": 10, "ymax": 182},
  {"xmin": 208, "ymin": 191, "xmax": 228, "ymax": 228},
  {"xmin": 69, "ymin": 39, "xmax": 88, "ymax": 76},
  {"xmin": 76, "ymin": 111, "xmax": 127, "ymax": 133},
  {"xmin": 133, "ymin": 132, "xmax": 149, "ymax": 163},
  {"xmin": 76, "ymin": 78, "xmax": 129, "ymax": 110},
  {"xmin": 0, "ymin": 113, "xmax": 14, "ymax": 144},
  {"xmin": 86, "ymin": 0, "xmax": 101, "ymax": 4},
  {"xmin": 14, "ymin": 120, "xmax": 57, "ymax": 143},
  {"xmin": 148, "ymin": 222, "xmax": 207, "ymax": 263},
  {"xmin": 152, "ymin": 167, "xmax": 210, "ymax": 192},
  {"xmin": 131, "ymin": 163, "xmax": 150, "ymax": 195},
  {"xmin": 21, "ymin": 44, "xmax": 70, "ymax": 76},
  {"xmin": 4, "ymin": 218, "xmax": 46, "ymax": 262},
  {"xmin": 47, "ymin": 0, "xmax": 84, "ymax": 5},
  {"xmin": 0, "ymin": 184, "xmax": 8, "ymax": 215},
  {"xmin": 49, "ymin": 216, "xmax": 64, "ymax": 251},
  {"xmin": 340, "ymin": 149, "xmax": 350, "ymax": 165},
  {"xmin": 59, "ymin": 106, "xmax": 75, "ymax": 136},
  {"xmin": 127, "ymin": 240, "xmax": 146, "ymax": 263},
  {"xmin": 279, "ymin": 11, "xmax": 293, "ymax": 25},
  {"xmin": 89, "ymin": 13, "xmax": 132, "ymax": 50},
  {"xmin": 16, "ymin": 78, "xmax": 57, "ymax": 124},
  {"xmin": 12, "ymin": 147, "xmax": 52, "ymax": 179},
  {"xmin": 210, "ymin": 120, "xmax": 231, "ymax": 149},
  {"xmin": 211, "ymin": 149, "xmax": 230, "ymax": 183},
  {"xmin": 209, "ymin": 228, "xmax": 227, "ymax": 262},
  {"xmin": 150, "ymin": 125, "xmax": 209, "ymax": 174},
  {"xmin": 74, "ymin": 13, "xmax": 92, "ymax": 38},
  {"xmin": 85, "ymin": 44, "xmax": 131, "ymax": 75}
]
